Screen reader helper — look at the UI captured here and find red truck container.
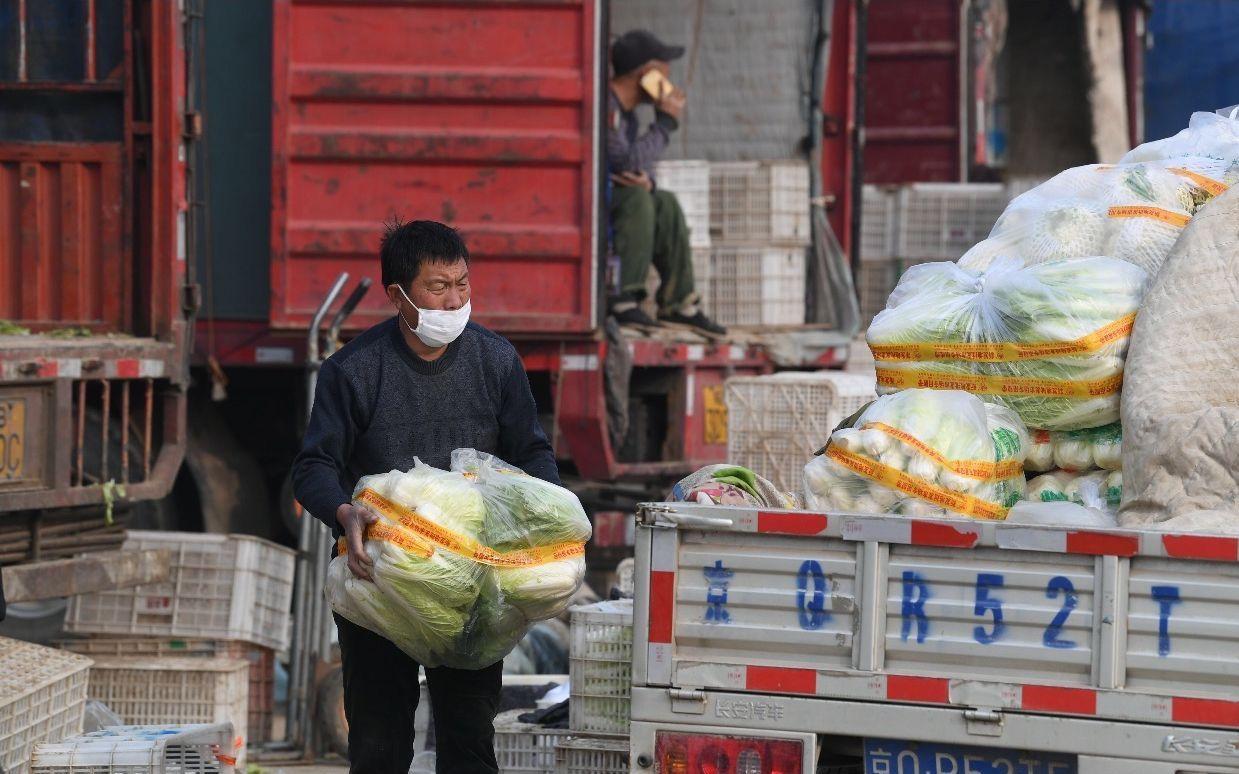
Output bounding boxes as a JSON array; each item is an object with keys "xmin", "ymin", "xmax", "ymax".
[
  {"xmin": 0, "ymin": 1, "xmax": 190, "ymax": 521},
  {"xmin": 1, "ymin": 0, "xmax": 858, "ymax": 542}
]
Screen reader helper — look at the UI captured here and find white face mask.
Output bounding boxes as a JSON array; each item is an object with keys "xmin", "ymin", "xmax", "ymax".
[{"xmin": 396, "ymin": 287, "xmax": 471, "ymax": 348}]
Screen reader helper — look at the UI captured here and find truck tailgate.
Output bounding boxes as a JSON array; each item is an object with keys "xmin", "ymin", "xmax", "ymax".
[{"xmin": 634, "ymin": 504, "xmax": 1239, "ymax": 732}]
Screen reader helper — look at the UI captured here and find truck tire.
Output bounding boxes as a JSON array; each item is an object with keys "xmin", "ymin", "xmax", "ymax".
[{"xmin": 317, "ymin": 665, "xmax": 349, "ymax": 757}]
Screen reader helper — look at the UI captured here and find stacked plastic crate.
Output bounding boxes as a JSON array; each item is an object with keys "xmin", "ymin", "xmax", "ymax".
[
  {"xmin": 707, "ymin": 161, "xmax": 811, "ymax": 326},
  {"xmin": 0, "ymin": 638, "xmax": 92, "ymax": 774},
  {"xmin": 857, "ymin": 183, "xmax": 1009, "ymax": 329},
  {"xmin": 60, "ymin": 531, "xmax": 295, "ymax": 758},
  {"xmin": 642, "ymin": 161, "xmax": 712, "ymax": 317},
  {"xmin": 552, "ymin": 600, "xmax": 633, "ymax": 774}
]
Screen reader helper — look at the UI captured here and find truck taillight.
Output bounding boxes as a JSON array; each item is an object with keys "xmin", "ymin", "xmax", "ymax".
[{"xmin": 654, "ymin": 732, "xmax": 802, "ymax": 774}]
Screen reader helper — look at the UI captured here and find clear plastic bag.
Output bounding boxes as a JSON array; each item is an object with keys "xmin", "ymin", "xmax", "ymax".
[
  {"xmin": 867, "ymin": 256, "xmax": 1146, "ymax": 431},
  {"xmin": 1120, "ymin": 110, "xmax": 1239, "ymax": 165},
  {"xmin": 326, "ymin": 452, "xmax": 590, "ymax": 669},
  {"xmin": 958, "ymin": 162, "xmax": 1210, "ymax": 275},
  {"xmin": 1025, "ymin": 469, "xmax": 1121, "ymax": 513},
  {"xmin": 803, "ymin": 389, "xmax": 1028, "ymax": 520}
]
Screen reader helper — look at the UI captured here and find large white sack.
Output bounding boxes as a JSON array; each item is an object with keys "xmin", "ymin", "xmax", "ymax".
[{"xmin": 1119, "ymin": 186, "xmax": 1239, "ymax": 526}]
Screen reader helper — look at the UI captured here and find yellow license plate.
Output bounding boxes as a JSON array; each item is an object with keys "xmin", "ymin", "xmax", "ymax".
[
  {"xmin": 703, "ymin": 384, "xmax": 728, "ymax": 446},
  {"xmin": 0, "ymin": 397, "xmax": 26, "ymax": 480}
]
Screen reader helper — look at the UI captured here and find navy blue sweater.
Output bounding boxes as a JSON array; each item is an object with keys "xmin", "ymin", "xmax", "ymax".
[{"xmin": 292, "ymin": 317, "xmax": 559, "ymax": 534}]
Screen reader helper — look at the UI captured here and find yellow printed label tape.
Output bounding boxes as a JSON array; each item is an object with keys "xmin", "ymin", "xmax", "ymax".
[
  {"xmin": 1167, "ymin": 167, "xmax": 1229, "ymax": 197},
  {"xmin": 1107, "ymin": 205, "xmax": 1190, "ymax": 228},
  {"xmin": 826, "ymin": 445, "xmax": 1008, "ymax": 520},
  {"xmin": 875, "ymin": 368, "xmax": 1123, "ymax": 399},
  {"xmin": 869, "ymin": 313, "xmax": 1135, "ymax": 363},
  {"xmin": 354, "ymin": 488, "xmax": 585, "ymax": 567},
  {"xmin": 861, "ymin": 421, "xmax": 1022, "ymax": 481}
]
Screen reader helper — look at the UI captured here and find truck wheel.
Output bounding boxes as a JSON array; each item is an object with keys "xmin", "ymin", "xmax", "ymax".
[{"xmin": 317, "ymin": 665, "xmax": 349, "ymax": 756}]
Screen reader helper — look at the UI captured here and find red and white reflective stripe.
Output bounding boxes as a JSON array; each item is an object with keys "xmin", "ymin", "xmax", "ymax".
[
  {"xmin": 1148, "ymin": 533, "xmax": 1239, "ymax": 562},
  {"xmin": 657, "ymin": 506, "xmax": 1239, "ymax": 564},
  {"xmin": 0, "ymin": 358, "xmax": 165, "ymax": 381},
  {"xmin": 995, "ymin": 527, "xmax": 1139, "ymax": 557},
  {"xmin": 843, "ymin": 516, "xmax": 982, "ymax": 549},
  {"xmin": 646, "ymin": 527, "xmax": 677, "ymax": 685},
  {"xmin": 674, "ymin": 661, "xmax": 1239, "ymax": 730}
]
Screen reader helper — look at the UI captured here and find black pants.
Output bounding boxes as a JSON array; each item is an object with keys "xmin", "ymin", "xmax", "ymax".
[{"xmin": 334, "ymin": 613, "xmax": 503, "ymax": 774}]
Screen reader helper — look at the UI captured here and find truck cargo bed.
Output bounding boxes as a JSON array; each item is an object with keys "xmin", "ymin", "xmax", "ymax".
[{"xmin": 634, "ymin": 503, "xmax": 1239, "ymax": 735}]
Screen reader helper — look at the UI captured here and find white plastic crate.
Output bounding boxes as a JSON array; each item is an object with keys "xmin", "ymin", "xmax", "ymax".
[
  {"xmin": 709, "ymin": 160, "xmax": 810, "ymax": 245},
  {"xmin": 654, "ymin": 160, "xmax": 711, "ymax": 248},
  {"xmin": 861, "ymin": 185, "xmax": 898, "ymax": 261},
  {"xmin": 59, "ymin": 637, "xmax": 276, "ymax": 745},
  {"xmin": 494, "ymin": 709, "xmax": 572, "ymax": 774},
  {"xmin": 708, "ymin": 246, "xmax": 805, "ymax": 326},
  {"xmin": 569, "ymin": 600, "xmax": 633, "ymax": 735},
  {"xmin": 895, "ymin": 183, "xmax": 1007, "ymax": 260},
  {"xmin": 554, "ymin": 735, "xmax": 629, "ymax": 774},
  {"xmin": 31, "ymin": 724, "xmax": 236, "ymax": 774},
  {"xmin": 65, "ymin": 531, "xmax": 295, "ymax": 650},
  {"xmin": 0, "ymin": 637, "xmax": 92, "ymax": 774},
  {"xmin": 725, "ymin": 371, "xmax": 877, "ymax": 494},
  {"xmin": 85, "ymin": 657, "xmax": 248, "ymax": 766}
]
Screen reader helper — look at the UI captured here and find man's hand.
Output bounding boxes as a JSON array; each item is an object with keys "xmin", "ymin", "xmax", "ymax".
[
  {"xmin": 337, "ymin": 503, "xmax": 379, "ymax": 581},
  {"xmin": 610, "ymin": 170, "xmax": 653, "ymax": 191},
  {"xmin": 656, "ymin": 87, "xmax": 687, "ymax": 121}
]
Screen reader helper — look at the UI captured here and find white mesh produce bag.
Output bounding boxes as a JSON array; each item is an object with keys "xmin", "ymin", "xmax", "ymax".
[
  {"xmin": 867, "ymin": 256, "xmax": 1146, "ymax": 431},
  {"xmin": 1025, "ymin": 422, "xmax": 1123, "ymax": 473},
  {"xmin": 958, "ymin": 162, "xmax": 1213, "ymax": 275},
  {"xmin": 1120, "ymin": 110, "xmax": 1239, "ymax": 165},
  {"xmin": 327, "ymin": 451, "xmax": 590, "ymax": 669},
  {"xmin": 803, "ymin": 389, "xmax": 1028, "ymax": 520}
]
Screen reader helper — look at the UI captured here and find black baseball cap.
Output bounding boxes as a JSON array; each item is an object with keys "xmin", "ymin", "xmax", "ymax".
[{"xmin": 611, "ymin": 29, "xmax": 685, "ymax": 76}]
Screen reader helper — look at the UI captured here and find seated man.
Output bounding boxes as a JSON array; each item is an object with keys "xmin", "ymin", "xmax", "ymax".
[{"xmin": 607, "ymin": 29, "xmax": 725, "ymax": 336}]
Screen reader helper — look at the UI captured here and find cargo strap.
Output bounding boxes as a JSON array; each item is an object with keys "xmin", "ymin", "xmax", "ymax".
[
  {"xmin": 869, "ymin": 313, "xmax": 1136, "ymax": 363},
  {"xmin": 339, "ymin": 487, "xmax": 585, "ymax": 567},
  {"xmin": 825, "ymin": 446, "xmax": 1009, "ymax": 520},
  {"xmin": 860, "ymin": 422, "xmax": 1023, "ymax": 481}
]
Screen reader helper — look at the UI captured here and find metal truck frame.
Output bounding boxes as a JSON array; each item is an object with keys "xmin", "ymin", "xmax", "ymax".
[{"xmin": 632, "ymin": 502, "xmax": 1239, "ymax": 773}]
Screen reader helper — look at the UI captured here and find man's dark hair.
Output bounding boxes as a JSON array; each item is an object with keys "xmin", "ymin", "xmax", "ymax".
[{"xmin": 380, "ymin": 219, "xmax": 469, "ymax": 289}]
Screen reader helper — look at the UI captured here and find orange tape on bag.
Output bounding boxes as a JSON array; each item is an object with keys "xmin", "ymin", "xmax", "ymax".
[
  {"xmin": 869, "ymin": 313, "xmax": 1135, "ymax": 363},
  {"xmin": 1107, "ymin": 205, "xmax": 1190, "ymax": 227},
  {"xmin": 353, "ymin": 487, "xmax": 584, "ymax": 567},
  {"xmin": 860, "ymin": 422, "xmax": 1022, "ymax": 481},
  {"xmin": 874, "ymin": 368, "xmax": 1123, "ymax": 399},
  {"xmin": 1167, "ymin": 167, "xmax": 1229, "ymax": 197},
  {"xmin": 825, "ymin": 445, "xmax": 1009, "ymax": 520}
]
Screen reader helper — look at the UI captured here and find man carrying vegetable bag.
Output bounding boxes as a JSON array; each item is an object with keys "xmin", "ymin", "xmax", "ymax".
[{"xmin": 292, "ymin": 219, "xmax": 559, "ymax": 774}]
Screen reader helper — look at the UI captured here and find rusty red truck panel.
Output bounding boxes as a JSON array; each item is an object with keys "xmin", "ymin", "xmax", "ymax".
[
  {"xmin": 864, "ymin": 0, "xmax": 962, "ymax": 183},
  {"xmin": 270, "ymin": 0, "xmax": 601, "ymax": 334}
]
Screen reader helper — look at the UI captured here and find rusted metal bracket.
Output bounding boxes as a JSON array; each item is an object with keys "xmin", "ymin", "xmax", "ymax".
[{"xmin": 1, "ymin": 548, "xmax": 172, "ymax": 603}]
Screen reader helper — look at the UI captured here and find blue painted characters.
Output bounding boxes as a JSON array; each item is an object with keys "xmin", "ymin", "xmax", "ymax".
[
  {"xmin": 703, "ymin": 560, "xmax": 734, "ymax": 624},
  {"xmin": 797, "ymin": 560, "xmax": 831, "ymax": 630}
]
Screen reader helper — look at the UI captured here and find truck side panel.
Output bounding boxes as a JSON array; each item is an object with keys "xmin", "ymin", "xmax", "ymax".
[
  {"xmin": 635, "ymin": 505, "xmax": 1239, "ymax": 737},
  {"xmin": 269, "ymin": 0, "xmax": 600, "ymax": 334}
]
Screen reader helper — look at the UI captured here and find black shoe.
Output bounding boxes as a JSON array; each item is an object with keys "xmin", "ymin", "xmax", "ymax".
[
  {"xmin": 660, "ymin": 310, "xmax": 727, "ymax": 336},
  {"xmin": 612, "ymin": 306, "xmax": 659, "ymax": 328}
]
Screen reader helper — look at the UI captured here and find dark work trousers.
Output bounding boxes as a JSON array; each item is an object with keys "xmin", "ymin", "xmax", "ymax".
[
  {"xmin": 334, "ymin": 613, "xmax": 503, "ymax": 774},
  {"xmin": 612, "ymin": 184, "xmax": 696, "ymax": 313}
]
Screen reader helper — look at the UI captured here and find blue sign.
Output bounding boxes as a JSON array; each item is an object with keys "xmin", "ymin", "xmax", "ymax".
[{"xmin": 865, "ymin": 739, "xmax": 1076, "ymax": 774}]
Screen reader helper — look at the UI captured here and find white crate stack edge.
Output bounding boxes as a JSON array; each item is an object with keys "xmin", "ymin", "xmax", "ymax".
[
  {"xmin": 569, "ymin": 599, "xmax": 633, "ymax": 735},
  {"xmin": 65, "ymin": 531, "xmax": 295, "ymax": 651},
  {"xmin": 709, "ymin": 161, "xmax": 810, "ymax": 245},
  {"xmin": 653, "ymin": 160, "xmax": 711, "ymax": 248},
  {"xmin": 494, "ymin": 709, "xmax": 572, "ymax": 774},
  {"xmin": 0, "ymin": 638, "xmax": 92, "ymax": 774},
  {"xmin": 725, "ymin": 372, "xmax": 877, "ymax": 495},
  {"xmin": 85, "ymin": 657, "xmax": 248, "ymax": 767},
  {"xmin": 708, "ymin": 246, "xmax": 806, "ymax": 326},
  {"xmin": 32, "ymin": 724, "xmax": 236, "ymax": 774},
  {"xmin": 554, "ymin": 735, "xmax": 629, "ymax": 774}
]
